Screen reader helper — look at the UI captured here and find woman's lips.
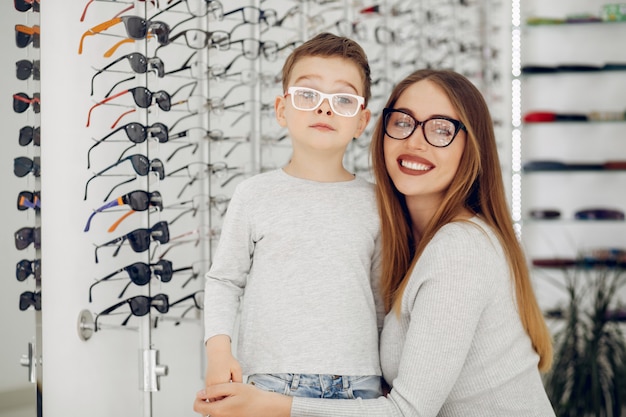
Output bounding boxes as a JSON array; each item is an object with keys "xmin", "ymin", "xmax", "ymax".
[{"xmin": 397, "ymin": 156, "xmax": 433, "ymax": 175}]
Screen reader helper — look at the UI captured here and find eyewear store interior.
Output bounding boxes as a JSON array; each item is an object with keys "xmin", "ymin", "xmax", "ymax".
[{"xmin": 1, "ymin": 0, "xmax": 626, "ymax": 416}]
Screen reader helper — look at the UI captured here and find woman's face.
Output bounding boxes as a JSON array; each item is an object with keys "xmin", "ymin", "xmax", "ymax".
[{"xmin": 383, "ymin": 79, "xmax": 466, "ymax": 209}]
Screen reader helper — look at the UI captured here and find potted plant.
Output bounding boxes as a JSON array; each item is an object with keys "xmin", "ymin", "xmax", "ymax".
[{"xmin": 540, "ymin": 250, "xmax": 626, "ymax": 417}]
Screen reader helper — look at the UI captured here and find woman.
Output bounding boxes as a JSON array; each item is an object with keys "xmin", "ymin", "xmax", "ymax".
[{"xmin": 194, "ymin": 69, "xmax": 556, "ymax": 417}]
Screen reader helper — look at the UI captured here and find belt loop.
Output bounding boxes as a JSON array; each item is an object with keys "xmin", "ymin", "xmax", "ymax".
[
  {"xmin": 342, "ymin": 375, "xmax": 349, "ymax": 390},
  {"xmin": 290, "ymin": 374, "xmax": 300, "ymax": 391}
]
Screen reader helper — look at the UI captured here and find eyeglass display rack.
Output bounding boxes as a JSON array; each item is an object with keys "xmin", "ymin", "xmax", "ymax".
[
  {"xmin": 511, "ymin": 0, "xmax": 626, "ymax": 313},
  {"xmin": 0, "ymin": 0, "xmax": 507, "ymax": 416},
  {"xmin": 5, "ymin": 0, "xmax": 43, "ymax": 414}
]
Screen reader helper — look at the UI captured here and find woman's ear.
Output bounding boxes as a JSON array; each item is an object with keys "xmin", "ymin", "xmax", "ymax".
[
  {"xmin": 354, "ymin": 108, "xmax": 372, "ymax": 138},
  {"xmin": 274, "ymin": 95, "xmax": 287, "ymax": 128}
]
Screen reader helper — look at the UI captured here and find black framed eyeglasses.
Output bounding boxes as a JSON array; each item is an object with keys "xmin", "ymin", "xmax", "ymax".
[
  {"xmin": 84, "ymin": 154, "xmax": 165, "ymax": 201},
  {"xmin": 94, "ymin": 293, "xmax": 169, "ymax": 330},
  {"xmin": 14, "ymin": 156, "xmax": 40, "ymax": 177},
  {"xmin": 94, "ymin": 220, "xmax": 170, "ymax": 263},
  {"xmin": 167, "ymin": 290, "xmax": 204, "ymax": 325},
  {"xmin": 16, "ymin": 59, "xmax": 40, "ymax": 80},
  {"xmin": 84, "ymin": 190, "xmax": 163, "ymax": 232},
  {"xmin": 164, "ymin": 28, "xmax": 230, "ymax": 50},
  {"xmin": 18, "ymin": 190, "xmax": 40, "ymax": 211},
  {"xmin": 383, "ymin": 108, "xmax": 466, "ymax": 147},
  {"xmin": 19, "ymin": 126, "xmax": 40, "ymax": 146},
  {"xmin": 89, "ymin": 259, "xmax": 174, "ymax": 302},
  {"xmin": 20, "ymin": 290, "xmax": 41, "ymax": 311},
  {"xmin": 15, "ymin": 226, "xmax": 41, "ymax": 250},
  {"xmin": 16, "ymin": 258, "xmax": 40, "ymax": 281}
]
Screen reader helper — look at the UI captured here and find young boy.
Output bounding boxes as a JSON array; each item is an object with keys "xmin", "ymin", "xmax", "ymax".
[{"xmin": 203, "ymin": 32, "xmax": 383, "ymax": 399}]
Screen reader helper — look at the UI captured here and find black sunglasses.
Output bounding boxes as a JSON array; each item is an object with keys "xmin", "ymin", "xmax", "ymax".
[
  {"xmin": 91, "ymin": 53, "xmax": 165, "ymax": 96},
  {"xmin": 84, "ymin": 154, "xmax": 165, "ymax": 201},
  {"xmin": 89, "ymin": 259, "xmax": 174, "ymax": 302},
  {"xmin": 19, "ymin": 126, "xmax": 41, "ymax": 146},
  {"xmin": 84, "ymin": 190, "xmax": 163, "ymax": 232},
  {"xmin": 16, "ymin": 258, "xmax": 40, "ymax": 281},
  {"xmin": 94, "ymin": 220, "xmax": 170, "ymax": 263},
  {"xmin": 14, "ymin": 156, "xmax": 40, "ymax": 177},
  {"xmin": 94, "ymin": 293, "xmax": 169, "ymax": 330},
  {"xmin": 15, "ymin": 226, "xmax": 41, "ymax": 250},
  {"xmin": 15, "ymin": 24, "xmax": 40, "ymax": 48},
  {"xmin": 13, "ymin": 92, "xmax": 40, "ymax": 113},
  {"xmin": 14, "ymin": 0, "xmax": 40, "ymax": 12},
  {"xmin": 20, "ymin": 291, "xmax": 41, "ymax": 311},
  {"xmin": 86, "ymin": 122, "xmax": 185, "ymax": 169},
  {"xmin": 18, "ymin": 190, "xmax": 40, "ymax": 211},
  {"xmin": 16, "ymin": 59, "xmax": 40, "ymax": 80}
]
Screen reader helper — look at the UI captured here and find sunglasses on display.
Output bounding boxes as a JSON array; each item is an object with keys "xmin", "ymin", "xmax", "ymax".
[
  {"xmin": 20, "ymin": 291, "xmax": 41, "ymax": 311},
  {"xmin": 94, "ymin": 221, "xmax": 170, "ymax": 263},
  {"xmin": 86, "ymin": 87, "xmax": 171, "ymax": 127},
  {"xmin": 16, "ymin": 258, "xmax": 41, "ymax": 282},
  {"xmin": 19, "ymin": 126, "xmax": 41, "ymax": 147},
  {"xmin": 87, "ymin": 122, "xmax": 175, "ymax": 168},
  {"xmin": 13, "ymin": 92, "xmax": 41, "ymax": 113},
  {"xmin": 14, "ymin": 156, "xmax": 40, "ymax": 178},
  {"xmin": 15, "ymin": 24, "xmax": 40, "ymax": 48},
  {"xmin": 285, "ymin": 87, "xmax": 365, "ymax": 117},
  {"xmin": 383, "ymin": 108, "xmax": 466, "ymax": 147},
  {"xmin": 18, "ymin": 190, "xmax": 41, "ymax": 211},
  {"xmin": 14, "ymin": 0, "xmax": 40, "ymax": 12},
  {"xmin": 89, "ymin": 259, "xmax": 173, "ymax": 302},
  {"xmin": 94, "ymin": 293, "xmax": 169, "ymax": 330},
  {"xmin": 91, "ymin": 53, "xmax": 165, "ymax": 96},
  {"xmin": 84, "ymin": 190, "xmax": 163, "ymax": 232},
  {"xmin": 78, "ymin": 15, "xmax": 170, "ymax": 55},
  {"xmin": 15, "ymin": 226, "xmax": 41, "ymax": 251},
  {"xmin": 84, "ymin": 154, "xmax": 165, "ymax": 201},
  {"xmin": 16, "ymin": 59, "xmax": 40, "ymax": 81},
  {"xmin": 164, "ymin": 260, "xmax": 208, "ymax": 289}
]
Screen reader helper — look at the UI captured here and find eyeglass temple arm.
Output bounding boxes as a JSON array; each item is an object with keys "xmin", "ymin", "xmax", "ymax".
[
  {"xmin": 87, "ymin": 128, "xmax": 125, "ymax": 169},
  {"xmin": 84, "ymin": 197, "xmax": 123, "ymax": 232},
  {"xmin": 103, "ymin": 177, "xmax": 137, "ymax": 202},
  {"xmin": 90, "ymin": 54, "xmax": 130, "ymax": 96},
  {"xmin": 78, "ymin": 17, "xmax": 122, "ymax": 54},
  {"xmin": 89, "ymin": 268, "xmax": 124, "ymax": 302},
  {"xmin": 108, "ymin": 210, "xmax": 137, "ymax": 233},
  {"xmin": 94, "ymin": 298, "xmax": 129, "ymax": 331},
  {"xmin": 86, "ymin": 89, "xmax": 130, "ymax": 127}
]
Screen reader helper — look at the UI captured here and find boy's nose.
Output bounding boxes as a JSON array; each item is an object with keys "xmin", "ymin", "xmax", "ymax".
[{"xmin": 316, "ymin": 98, "xmax": 332, "ymax": 115}]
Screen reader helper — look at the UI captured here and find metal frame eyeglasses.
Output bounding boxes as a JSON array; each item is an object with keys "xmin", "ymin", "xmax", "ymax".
[
  {"xmin": 285, "ymin": 86, "xmax": 365, "ymax": 118},
  {"xmin": 383, "ymin": 108, "xmax": 466, "ymax": 147}
]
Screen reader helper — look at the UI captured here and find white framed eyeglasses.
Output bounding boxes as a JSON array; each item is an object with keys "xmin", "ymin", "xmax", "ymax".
[{"xmin": 285, "ymin": 86, "xmax": 365, "ymax": 117}]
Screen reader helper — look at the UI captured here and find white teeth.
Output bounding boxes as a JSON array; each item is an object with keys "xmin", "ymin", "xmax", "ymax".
[{"xmin": 400, "ymin": 159, "xmax": 430, "ymax": 171}]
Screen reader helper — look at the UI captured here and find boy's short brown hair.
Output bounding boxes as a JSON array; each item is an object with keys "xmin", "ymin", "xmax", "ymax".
[{"xmin": 281, "ymin": 32, "xmax": 371, "ymax": 108}]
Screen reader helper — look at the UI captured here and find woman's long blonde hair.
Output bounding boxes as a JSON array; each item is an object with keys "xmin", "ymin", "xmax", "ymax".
[{"xmin": 371, "ymin": 69, "xmax": 553, "ymax": 372}]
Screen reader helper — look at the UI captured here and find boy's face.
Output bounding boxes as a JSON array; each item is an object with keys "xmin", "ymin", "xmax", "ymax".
[{"xmin": 275, "ymin": 56, "xmax": 371, "ymax": 153}]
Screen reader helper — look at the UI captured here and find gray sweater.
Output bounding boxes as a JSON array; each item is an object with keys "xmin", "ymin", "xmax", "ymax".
[
  {"xmin": 204, "ymin": 169, "xmax": 384, "ymax": 376},
  {"xmin": 292, "ymin": 217, "xmax": 556, "ymax": 416}
]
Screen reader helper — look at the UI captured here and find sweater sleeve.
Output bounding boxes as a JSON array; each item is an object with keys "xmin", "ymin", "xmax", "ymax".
[
  {"xmin": 291, "ymin": 222, "xmax": 499, "ymax": 417},
  {"xmin": 203, "ymin": 183, "xmax": 254, "ymax": 342}
]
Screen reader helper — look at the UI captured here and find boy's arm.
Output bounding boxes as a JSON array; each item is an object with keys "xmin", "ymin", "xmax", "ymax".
[{"xmin": 371, "ymin": 234, "xmax": 386, "ymax": 331}]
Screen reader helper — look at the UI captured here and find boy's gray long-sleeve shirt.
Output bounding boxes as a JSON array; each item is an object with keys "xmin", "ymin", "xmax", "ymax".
[{"xmin": 204, "ymin": 169, "xmax": 384, "ymax": 377}]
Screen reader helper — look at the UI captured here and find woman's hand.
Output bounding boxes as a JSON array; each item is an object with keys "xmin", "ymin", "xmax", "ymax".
[{"xmin": 194, "ymin": 383, "xmax": 292, "ymax": 417}]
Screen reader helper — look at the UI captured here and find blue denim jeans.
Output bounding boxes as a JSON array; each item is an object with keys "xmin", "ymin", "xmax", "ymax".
[{"xmin": 247, "ymin": 373, "xmax": 382, "ymax": 399}]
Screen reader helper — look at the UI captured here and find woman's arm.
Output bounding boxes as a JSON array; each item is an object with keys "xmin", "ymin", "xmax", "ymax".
[{"xmin": 194, "ymin": 385, "xmax": 292, "ymax": 417}]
